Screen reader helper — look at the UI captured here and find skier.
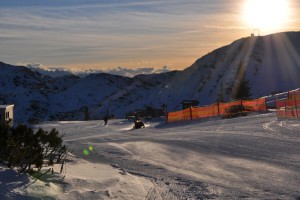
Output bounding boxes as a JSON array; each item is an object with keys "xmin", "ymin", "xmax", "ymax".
[{"xmin": 103, "ymin": 116, "xmax": 108, "ymax": 125}]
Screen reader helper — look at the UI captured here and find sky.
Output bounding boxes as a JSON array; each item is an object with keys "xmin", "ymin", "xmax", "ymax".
[{"xmin": 1, "ymin": 0, "xmax": 300, "ymax": 72}]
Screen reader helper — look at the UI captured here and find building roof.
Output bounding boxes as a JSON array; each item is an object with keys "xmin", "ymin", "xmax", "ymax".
[
  {"xmin": 0, "ymin": 105, "xmax": 14, "ymax": 109},
  {"xmin": 180, "ymin": 100, "xmax": 199, "ymax": 104}
]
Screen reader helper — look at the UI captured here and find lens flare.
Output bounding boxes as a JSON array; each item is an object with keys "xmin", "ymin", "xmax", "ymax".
[{"xmin": 83, "ymin": 149, "xmax": 89, "ymax": 155}]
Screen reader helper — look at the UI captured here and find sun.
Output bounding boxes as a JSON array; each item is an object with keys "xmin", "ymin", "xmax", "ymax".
[{"xmin": 243, "ymin": 0, "xmax": 290, "ymax": 31}]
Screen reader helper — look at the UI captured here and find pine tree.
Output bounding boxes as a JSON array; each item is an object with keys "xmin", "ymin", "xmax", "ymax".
[
  {"xmin": 234, "ymin": 74, "xmax": 252, "ymax": 99},
  {"xmin": 0, "ymin": 124, "xmax": 67, "ymax": 174},
  {"xmin": 217, "ymin": 82, "xmax": 225, "ymax": 102},
  {"xmin": 231, "ymin": 61, "xmax": 252, "ymax": 99}
]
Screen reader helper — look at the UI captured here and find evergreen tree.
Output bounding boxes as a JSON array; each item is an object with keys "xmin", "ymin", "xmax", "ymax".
[
  {"xmin": 0, "ymin": 124, "xmax": 67, "ymax": 174},
  {"xmin": 234, "ymin": 74, "xmax": 252, "ymax": 99},
  {"xmin": 217, "ymin": 82, "xmax": 225, "ymax": 102},
  {"xmin": 231, "ymin": 61, "xmax": 252, "ymax": 99}
]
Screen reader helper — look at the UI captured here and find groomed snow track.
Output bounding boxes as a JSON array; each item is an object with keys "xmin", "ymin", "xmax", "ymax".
[{"xmin": 40, "ymin": 113, "xmax": 300, "ymax": 199}]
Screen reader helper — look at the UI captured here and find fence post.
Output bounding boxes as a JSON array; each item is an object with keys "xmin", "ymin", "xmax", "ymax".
[
  {"xmin": 275, "ymin": 99, "xmax": 278, "ymax": 119},
  {"xmin": 284, "ymin": 100, "xmax": 287, "ymax": 118},
  {"xmin": 166, "ymin": 112, "xmax": 169, "ymax": 124},
  {"xmin": 264, "ymin": 97, "xmax": 267, "ymax": 111},
  {"xmin": 241, "ymin": 98, "xmax": 244, "ymax": 114},
  {"xmin": 241, "ymin": 98, "xmax": 243, "ymax": 106},
  {"xmin": 294, "ymin": 95, "xmax": 299, "ymax": 118},
  {"xmin": 190, "ymin": 106, "xmax": 193, "ymax": 120}
]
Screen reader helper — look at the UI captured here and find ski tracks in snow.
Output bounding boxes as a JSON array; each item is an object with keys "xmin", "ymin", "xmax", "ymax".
[
  {"xmin": 263, "ymin": 117, "xmax": 300, "ymax": 140},
  {"xmin": 263, "ymin": 119, "xmax": 277, "ymax": 132}
]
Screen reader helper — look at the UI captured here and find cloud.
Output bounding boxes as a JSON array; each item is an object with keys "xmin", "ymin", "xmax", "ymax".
[
  {"xmin": 0, "ymin": 1, "xmax": 242, "ymax": 68},
  {"xmin": 23, "ymin": 63, "xmax": 173, "ymax": 78},
  {"xmin": 24, "ymin": 63, "xmax": 74, "ymax": 77},
  {"xmin": 2, "ymin": 0, "xmax": 298, "ymax": 70},
  {"xmin": 104, "ymin": 66, "xmax": 172, "ymax": 77}
]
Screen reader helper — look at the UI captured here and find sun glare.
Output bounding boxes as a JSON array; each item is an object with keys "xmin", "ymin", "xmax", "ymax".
[{"xmin": 243, "ymin": 0, "xmax": 290, "ymax": 31}]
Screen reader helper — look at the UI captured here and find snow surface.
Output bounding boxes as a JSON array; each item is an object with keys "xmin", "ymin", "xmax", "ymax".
[{"xmin": 1, "ymin": 112, "xmax": 299, "ymax": 199}]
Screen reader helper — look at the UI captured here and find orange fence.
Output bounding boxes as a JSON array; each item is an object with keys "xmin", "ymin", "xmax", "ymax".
[
  {"xmin": 167, "ymin": 108, "xmax": 192, "ymax": 122},
  {"xmin": 167, "ymin": 98, "xmax": 267, "ymax": 123},
  {"xmin": 288, "ymin": 90, "xmax": 300, "ymax": 100},
  {"xmin": 276, "ymin": 90, "xmax": 300, "ymax": 119},
  {"xmin": 218, "ymin": 101, "xmax": 243, "ymax": 115},
  {"xmin": 191, "ymin": 103, "xmax": 218, "ymax": 119},
  {"xmin": 241, "ymin": 98, "xmax": 267, "ymax": 112}
]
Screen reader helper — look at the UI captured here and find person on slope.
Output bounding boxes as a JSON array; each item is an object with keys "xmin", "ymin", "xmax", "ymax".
[{"xmin": 103, "ymin": 116, "xmax": 108, "ymax": 125}]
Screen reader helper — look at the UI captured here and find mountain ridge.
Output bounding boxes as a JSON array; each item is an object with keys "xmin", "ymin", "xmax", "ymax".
[{"xmin": 1, "ymin": 31, "xmax": 300, "ymax": 124}]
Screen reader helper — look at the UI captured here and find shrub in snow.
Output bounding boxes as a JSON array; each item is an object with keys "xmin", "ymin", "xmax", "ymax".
[{"xmin": 0, "ymin": 124, "xmax": 67, "ymax": 174}]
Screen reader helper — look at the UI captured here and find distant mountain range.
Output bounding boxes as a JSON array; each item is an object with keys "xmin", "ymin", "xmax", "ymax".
[
  {"xmin": 25, "ymin": 64, "xmax": 172, "ymax": 78},
  {"xmin": 1, "ymin": 31, "xmax": 300, "ymax": 124}
]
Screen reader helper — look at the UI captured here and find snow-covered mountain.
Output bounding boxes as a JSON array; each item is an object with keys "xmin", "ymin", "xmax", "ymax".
[{"xmin": 1, "ymin": 31, "xmax": 300, "ymax": 124}]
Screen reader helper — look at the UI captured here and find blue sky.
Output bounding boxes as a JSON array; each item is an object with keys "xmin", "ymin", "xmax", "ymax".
[{"xmin": 1, "ymin": 0, "xmax": 299, "ymax": 71}]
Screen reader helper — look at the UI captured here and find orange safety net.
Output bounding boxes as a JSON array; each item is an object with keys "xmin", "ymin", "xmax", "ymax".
[
  {"xmin": 191, "ymin": 103, "xmax": 218, "ymax": 119},
  {"xmin": 242, "ymin": 98, "xmax": 267, "ymax": 112},
  {"xmin": 288, "ymin": 90, "xmax": 300, "ymax": 100},
  {"xmin": 167, "ymin": 98, "xmax": 268, "ymax": 123},
  {"xmin": 167, "ymin": 108, "xmax": 191, "ymax": 123},
  {"xmin": 218, "ymin": 100, "xmax": 242, "ymax": 115},
  {"xmin": 276, "ymin": 100, "xmax": 286, "ymax": 118},
  {"xmin": 276, "ymin": 97, "xmax": 300, "ymax": 119}
]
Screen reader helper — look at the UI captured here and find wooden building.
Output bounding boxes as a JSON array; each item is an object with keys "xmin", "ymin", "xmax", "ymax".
[{"xmin": 0, "ymin": 105, "xmax": 14, "ymax": 127}]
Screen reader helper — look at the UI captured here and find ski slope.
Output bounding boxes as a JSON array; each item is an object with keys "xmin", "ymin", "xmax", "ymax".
[{"xmin": 37, "ymin": 112, "xmax": 300, "ymax": 199}]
